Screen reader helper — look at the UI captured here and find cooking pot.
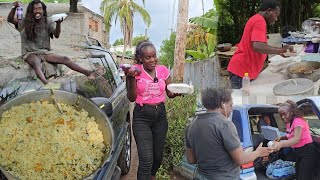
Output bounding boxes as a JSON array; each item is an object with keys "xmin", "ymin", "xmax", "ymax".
[
  {"xmin": 287, "ymin": 61, "xmax": 320, "ymax": 82},
  {"xmin": 0, "ymin": 90, "xmax": 114, "ymax": 180},
  {"xmin": 217, "ymin": 43, "xmax": 232, "ymax": 52}
]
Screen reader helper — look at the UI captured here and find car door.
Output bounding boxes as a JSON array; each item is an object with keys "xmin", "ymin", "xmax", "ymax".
[
  {"xmin": 88, "ymin": 49, "xmax": 129, "ymax": 136},
  {"xmin": 85, "ymin": 49, "xmax": 130, "ymax": 180}
]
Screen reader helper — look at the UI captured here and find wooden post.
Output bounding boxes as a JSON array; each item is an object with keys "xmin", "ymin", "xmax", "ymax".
[{"xmin": 173, "ymin": 0, "xmax": 189, "ymax": 82}]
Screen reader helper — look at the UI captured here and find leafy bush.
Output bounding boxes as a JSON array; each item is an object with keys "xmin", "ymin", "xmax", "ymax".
[{"xmin": 156, "ymin": 94, "xmax": 196, "ymax": 179}]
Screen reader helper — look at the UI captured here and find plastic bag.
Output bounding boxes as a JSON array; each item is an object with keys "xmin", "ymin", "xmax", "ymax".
[{"xmin": 266, "ymin": 159, "xmax": 295, "ymax": 179}]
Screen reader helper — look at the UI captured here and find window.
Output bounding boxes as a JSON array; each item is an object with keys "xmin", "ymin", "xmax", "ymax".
[
  {"xmin": 104, "ymin": 52, "xmax": 122, "ymax": 86},
  {"xmin": 232, "ymin": 110, "xmax": 243, "ymax": 142}
]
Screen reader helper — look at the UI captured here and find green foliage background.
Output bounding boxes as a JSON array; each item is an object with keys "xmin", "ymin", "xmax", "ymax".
[
  {"xmin": 215, "ymin": 0, "xmax": 320, "ymax": 45},
  {"xmin": 156, "ymin": 94, "xmax": 196, "ymax": 179}
]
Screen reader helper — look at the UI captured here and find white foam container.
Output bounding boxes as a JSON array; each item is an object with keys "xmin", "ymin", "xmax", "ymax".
[{"xmin": 51, "ymin": 13, "xmax": 67, "ymax": 22}]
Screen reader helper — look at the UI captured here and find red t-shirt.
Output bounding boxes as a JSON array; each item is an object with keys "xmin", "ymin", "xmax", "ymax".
[{"xmin": 227, "ymin": 14, "xmax": 268, "ymax": 79}]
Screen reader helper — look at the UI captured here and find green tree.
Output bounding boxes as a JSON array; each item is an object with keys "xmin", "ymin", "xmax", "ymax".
[
  {"xmin": 185, "ymin": 8, "xmax": 217, "ymax": 61},
  {"xmin": 214, "ymin": 0, "xmax": 320, "ymax": 45},
  {"xmin": 100, "ymin": 0, "xmax": 151, "ymax": 61},
  {"xmin": 159, "ymin": 33, "xmax": 176, "ymax": 68},
  {"xmin": 113, "ymin": 38, "xmax": 124, "ymax": 46},
  {"xmin": 132, "ymin": 35, "xmax": 149, "ymax": 46}
]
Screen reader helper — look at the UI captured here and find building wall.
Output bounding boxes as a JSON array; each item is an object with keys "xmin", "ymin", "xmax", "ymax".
[
  {"xmin": 110, "ymin": 45, "xmax": 136, "ymax": 53},
  {"xmin": 78, "ymin": 6, "xmax": 109, "ymax": 48}
]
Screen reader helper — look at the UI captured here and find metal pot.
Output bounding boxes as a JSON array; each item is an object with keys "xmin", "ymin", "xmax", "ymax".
[
  {"xmin": 217, "ymin": 43, "xmax": 232, "ymax": 52},
  {"xmin": 287, "ymin": 61, "xmax": 320, "ymax": 82},
  {"xmin": 0, "ymin": 90, "xmax": 114, "ymax": 180}
]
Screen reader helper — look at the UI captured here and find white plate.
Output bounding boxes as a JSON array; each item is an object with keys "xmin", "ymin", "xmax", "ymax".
[
  {"xmin": 167, "ymin": 83, "xmax": 194, "ymax": 94},
  {"xmin": 51, "ymin": 13, "xmax": 67, "ymax": 22}
]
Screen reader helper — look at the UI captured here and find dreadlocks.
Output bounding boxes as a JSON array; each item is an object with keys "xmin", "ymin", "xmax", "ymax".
[{"xmin": 24, "ymin": 0, "xmax": 48, "ymax": 41}]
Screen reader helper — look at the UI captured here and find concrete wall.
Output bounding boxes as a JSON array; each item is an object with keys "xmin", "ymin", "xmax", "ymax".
[
  {"xmin": 183, "ymin": 57, "xmax": 228, "ymax": 91},
  {"xmin": 80, "ymin": 6, "xmax": 109, "ymax": 48}
]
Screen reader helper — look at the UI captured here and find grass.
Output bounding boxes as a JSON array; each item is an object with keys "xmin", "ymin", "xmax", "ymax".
[{"xmin": 0, "ymin": 0, "xmax": 68, "ymax": 3}]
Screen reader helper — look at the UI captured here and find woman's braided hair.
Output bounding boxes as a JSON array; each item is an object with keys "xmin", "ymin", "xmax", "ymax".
[
  {"xmin": 279, "ymin": 100, "xmax": 304, "ymax": 119},
  {"xmin": 134, "ymin": 40, "xmax": 155, "ymax": 64}
]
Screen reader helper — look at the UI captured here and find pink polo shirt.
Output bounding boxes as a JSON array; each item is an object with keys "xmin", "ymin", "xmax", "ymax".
[
  {"xmin": 286, "ymin": 117, "xmax": 313, "ymax": 148},
  {"xmin": 134, "ymin": 64, "xmax": 170, "ymax": 106}
]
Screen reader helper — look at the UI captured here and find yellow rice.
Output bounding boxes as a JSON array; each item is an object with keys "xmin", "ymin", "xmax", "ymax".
[{"xmin": 0, "ymin": 100, "xmax": 107, "ymax": 180}]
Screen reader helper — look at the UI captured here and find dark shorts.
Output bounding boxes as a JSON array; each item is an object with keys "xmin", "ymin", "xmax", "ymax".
[{"xmin": 229, "ymin": 73, "xmax": 242, "ymax": 89}]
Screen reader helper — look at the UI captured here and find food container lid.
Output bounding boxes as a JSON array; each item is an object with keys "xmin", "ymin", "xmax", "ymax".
[
  {"xmin": 167, "ymin": 83, "xmax": 194, "ymax": 94},
  {"xmin": 273, "ymin": 78, "xmax": 314, "ymax": 96}
]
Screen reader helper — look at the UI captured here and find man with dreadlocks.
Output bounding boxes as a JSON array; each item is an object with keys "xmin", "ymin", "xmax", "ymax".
[{"xmin": 7, "ymin": 0, "xmax": 103, "ymax": 84}]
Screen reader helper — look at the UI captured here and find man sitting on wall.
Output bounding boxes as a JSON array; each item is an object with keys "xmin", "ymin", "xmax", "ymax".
[{"xmin": 7, "ymin": 0, "xmax": 103, "ymax": 84}]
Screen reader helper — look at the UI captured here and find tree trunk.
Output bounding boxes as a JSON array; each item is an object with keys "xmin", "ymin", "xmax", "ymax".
[
  {"xmin": 173, "ymin": 0, "xmax": 189, "ymax": 82},
  {"xmin": 70, "ymin": 0, "xmax": 78, "ymax": 13}
]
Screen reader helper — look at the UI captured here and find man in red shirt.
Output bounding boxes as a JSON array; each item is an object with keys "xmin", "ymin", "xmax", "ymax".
[{"xmin": 227, "ymin": 0, "xmax": 293, "ymax": 89}]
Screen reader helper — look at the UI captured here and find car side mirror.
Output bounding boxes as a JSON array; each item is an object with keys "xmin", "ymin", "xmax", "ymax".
[{"xmin": 90, "ymin": 97, "xmax": 113, "ymax": 117}]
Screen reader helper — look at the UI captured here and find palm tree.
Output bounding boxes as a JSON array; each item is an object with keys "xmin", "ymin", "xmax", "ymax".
[{"xmin": 100, "ymin": 0, "xmax": 151, "ymax": 60}]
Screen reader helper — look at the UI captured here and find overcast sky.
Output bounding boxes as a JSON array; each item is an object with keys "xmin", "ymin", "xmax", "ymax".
[{"xmin": 81, "ymin": 0, "xmax": 213, "ymax": 49}]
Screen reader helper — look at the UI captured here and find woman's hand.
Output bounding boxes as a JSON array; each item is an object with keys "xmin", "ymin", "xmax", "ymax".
[
  {"xmin": 274, "ymin": 137, "xmax": 281, "ymax": 142},
  {"xmin": 272, "ymin": 141, "xmax": 282, "ymax": 152},
  {"xmin": 126, "ymin": 67, "xmax": 141, "ymax": 78}
]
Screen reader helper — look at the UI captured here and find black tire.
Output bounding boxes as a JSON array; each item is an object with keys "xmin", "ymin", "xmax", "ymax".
[{"xmin": 117, "ymin": 123, "xmax": 132, "ymax": 175}]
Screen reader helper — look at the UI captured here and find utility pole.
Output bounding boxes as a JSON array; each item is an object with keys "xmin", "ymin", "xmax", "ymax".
[
  {"xmin": 173, "ymin": 0, "xmax": 189, "ymax": 82},
  {"xmin": 145, "ymin": 29, "xmax": 148, "ymax": 38}
]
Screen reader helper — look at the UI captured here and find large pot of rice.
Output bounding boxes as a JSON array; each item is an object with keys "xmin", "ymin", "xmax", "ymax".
[{"xmin": 0, "ymin": 90, "xmax": 114, "ymax": 180}]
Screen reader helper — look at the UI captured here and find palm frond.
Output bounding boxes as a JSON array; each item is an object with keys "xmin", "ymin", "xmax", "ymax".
[
  {"xmin": 100, "ymin": 0, "xmax": 116, "ymax": 13},
  {"xmin": 131, "ymin": 2, "xmax": 151, "ymax": 27},
  {"xmin": 101, "ymin": 1, "xmax": 119, "ymax": 32}
]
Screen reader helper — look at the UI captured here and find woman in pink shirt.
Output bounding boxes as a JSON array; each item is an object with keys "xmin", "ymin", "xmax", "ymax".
[
  {"xmin": 126, "ymin": 40, "xmax": 181, "ymax": 180},
  {"xmin": 273, "ymin": 100, "xmax": 317, "ymax": 180}
]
